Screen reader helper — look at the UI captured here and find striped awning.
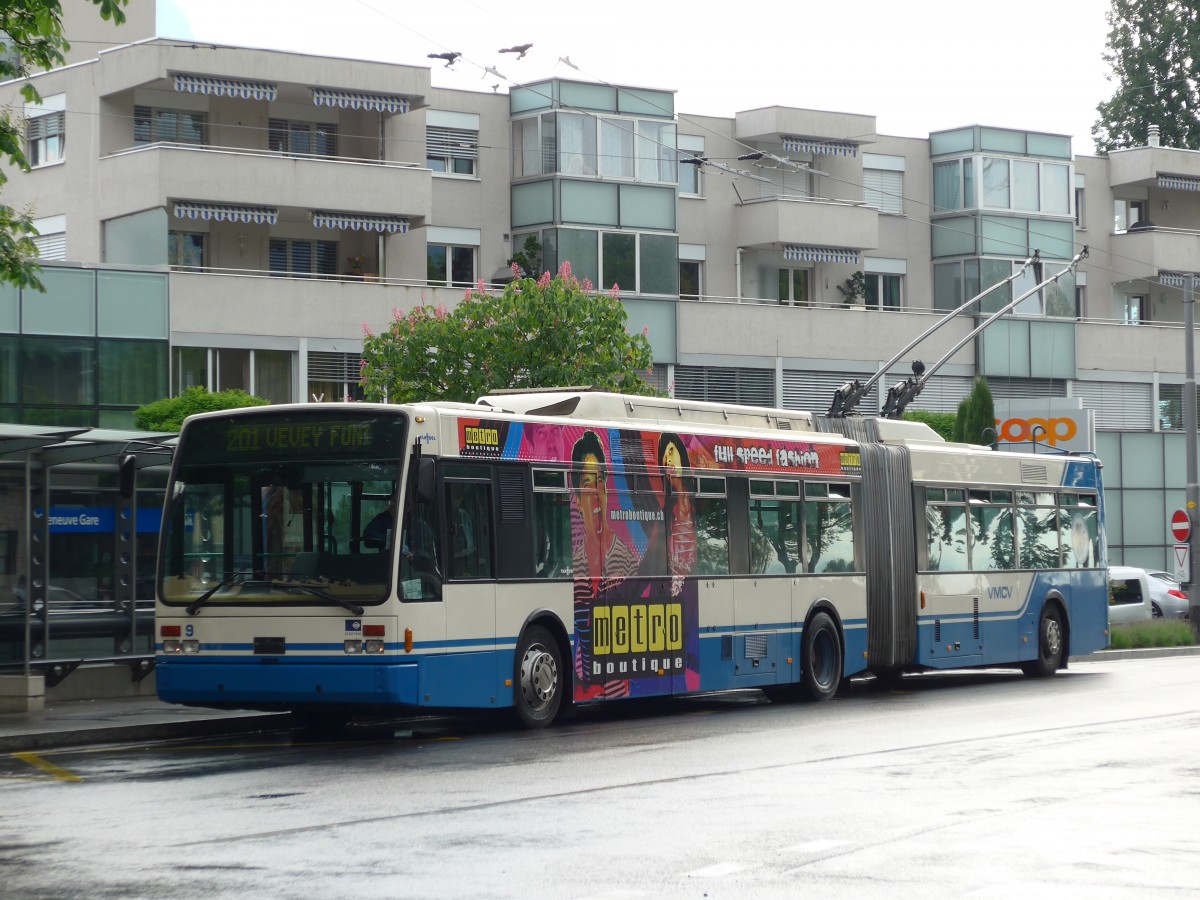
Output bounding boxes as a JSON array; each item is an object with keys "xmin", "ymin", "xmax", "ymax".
[
  {"xmin": 783, "ymin": 245, "xmax": 860, "ymax": 265},
  {"xmin": 173, "ymin": 202, "xmax": 278, "ymax": 225},
  {"xmin": 1157, "ymin": 173, "xmax": 1200, "ymax": 192},
  {"xmin": 173, "ymin": 73, "xmax": 277, "ymax": 102},
  {"xmin": 311, "ymin": 88, "xmax": 409, "ymax": 115},
  {"xmin": 781, "ymin": 136, "xmax": 857, "ymax": 157},
  {"xmin": 310, "ymin": 211, "xmax": 409, "ymax": 234},
  {"xmin": 1159, "ymin": 271, "xmax": 1198, "ymax": 288}
]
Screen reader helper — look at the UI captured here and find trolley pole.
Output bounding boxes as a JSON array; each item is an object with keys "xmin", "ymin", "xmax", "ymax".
[{"xmin": 1185, "ymin": 275, "xmax": 1200, "ymax": 629}]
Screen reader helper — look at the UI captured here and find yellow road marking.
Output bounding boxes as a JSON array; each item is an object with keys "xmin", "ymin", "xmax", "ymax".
[{"xmin": 12, "ymin": 752, "xmax": 83, "ymax": 783}]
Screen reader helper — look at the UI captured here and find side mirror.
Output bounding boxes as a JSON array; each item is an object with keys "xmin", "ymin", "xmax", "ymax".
[
  {"xmin": 414, "ymin": 457, "xmax": 435, "ymax": 504},
  {"xmin": 118, "ymin": 453, "xmax": 137, "ymax": 499}
]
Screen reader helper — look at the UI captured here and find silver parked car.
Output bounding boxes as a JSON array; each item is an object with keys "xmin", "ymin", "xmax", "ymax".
[
  {"xmin": 1108, "ymin": 566, "xmax": 1154, "ymax": 626},
  {"xmin": 1145, "ymin": 570, "xmax": 1190, "ymax": 619}
]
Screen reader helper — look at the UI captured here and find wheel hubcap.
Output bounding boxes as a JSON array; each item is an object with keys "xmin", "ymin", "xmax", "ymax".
[
  {"xmin": 520, "ymin": 643, "xmax": 558, "ymax": 710},
  {"xmin": 1044, "ymin": 618, "xmax": 1062, "ymax": 658}
]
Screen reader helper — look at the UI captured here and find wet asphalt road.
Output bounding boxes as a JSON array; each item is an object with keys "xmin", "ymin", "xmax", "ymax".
[{"xmin": 2, "ymin": 656, "xmax": 1199, "ymax": 899}]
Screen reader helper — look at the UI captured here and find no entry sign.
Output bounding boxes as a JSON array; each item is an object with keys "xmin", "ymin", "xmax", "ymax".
[{"xmin": 1171, "ymin": 509, "xmax": 1191, "ymax": 544}]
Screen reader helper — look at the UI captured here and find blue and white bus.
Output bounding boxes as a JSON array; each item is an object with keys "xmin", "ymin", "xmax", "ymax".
[{"xmin": 154, "ymin": 391, "xmax": 1108, "ymax": 728}]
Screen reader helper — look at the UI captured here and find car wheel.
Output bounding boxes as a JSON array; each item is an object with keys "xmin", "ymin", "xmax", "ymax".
[
  {"xmin": 1151, "ymin": 602, "xmax": 1163, "ymax": 618},
  {"xmin": 1022, "ymin": 603, "xmax": 1064, "ymax": 678},
  {"xmin": 513, "ymin": 624, "xmax": 563, "ymax": 728}
]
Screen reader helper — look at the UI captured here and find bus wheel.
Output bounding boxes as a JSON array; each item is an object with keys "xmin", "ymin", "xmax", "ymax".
[
  {"xmin": 514, "ymin": 625, "xmax": 563, "ymax": 728},
  {"xmin": 802, "ymin": 611, "xmax": 842, "ymax": 702},
  {"xmin": 1023, "ymin": 604, "xmax": 1065, "ymax": 678}
]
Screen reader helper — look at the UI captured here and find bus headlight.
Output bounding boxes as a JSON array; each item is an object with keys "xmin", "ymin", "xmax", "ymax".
[
  {"xmin": 162, "ymin": 640, "xmax": 181, "ymax": 654},
  {"xmin": 365, "ymin": 639, "xmax": 385, "ymax": 654},
  {"xmin": 182, "ymin": 640, "xmax": 201, "ymax": 654},
  {"xmin": 344, "ymin": 640, "xmax": 363, "ymax": 654}
]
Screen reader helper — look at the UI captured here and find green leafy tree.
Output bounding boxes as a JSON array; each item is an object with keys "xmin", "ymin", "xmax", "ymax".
[
  {"xmin": 0, "ymin": 1, "xmax": 127, "ymax": 288},
  {"xmin": 134, "ymin": 386, "xmax": 269, "ymax": 432},
  {"xmin": 1093, "ymin": 1, "xmax": 1200, "ymax": 154},
  {"xmin": 954, "ymin": 376, "xmax": 996, "ymax": 447},
  {"xmin": 360, "ymin": 264, "xmax": 657, "ymax": 403},
  {"xmin": 902, "ymin": 409, "xmax": 956, "ymax": 441}
]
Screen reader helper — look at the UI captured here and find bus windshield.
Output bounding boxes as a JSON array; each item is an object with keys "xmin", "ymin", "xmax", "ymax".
[{"xmin": 159, "ymin": 410, "xmax": 408, "ymax": 610}]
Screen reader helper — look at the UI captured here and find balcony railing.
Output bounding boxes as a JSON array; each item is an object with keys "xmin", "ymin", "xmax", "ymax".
[{"xmin": 111, "ymin": 141, "xmax": 424, "ymax": 169}]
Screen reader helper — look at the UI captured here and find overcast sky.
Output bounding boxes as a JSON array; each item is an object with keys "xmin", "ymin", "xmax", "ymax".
[{"xmin": 158, "ymin": 0, "xmax": 1117, "ymax": 155}]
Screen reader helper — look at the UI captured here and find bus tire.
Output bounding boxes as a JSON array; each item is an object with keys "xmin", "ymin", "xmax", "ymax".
[
  {"xmin": 1023, "ymin": 603, "xmax": 1065, "ymax": 678},
  {"xmin": 802, "ymin": 611, "xmax": 842, "ymax": 702},
  {"xmin": 514, "ymin": 624, "xmax": 563, "ymax": 728}
]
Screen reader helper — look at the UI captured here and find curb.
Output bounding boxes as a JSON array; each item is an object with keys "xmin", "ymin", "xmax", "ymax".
[
  {"xmin": 1070, "ymin": 645, "xmax": 1200, "ymax": 663},
  {"xmin": 0, "ymin": 712, "xmax": 293, "ymax": 753}
]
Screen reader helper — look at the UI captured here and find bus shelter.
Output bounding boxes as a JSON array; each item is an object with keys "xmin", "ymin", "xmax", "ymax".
[{"xmin": 0, "ymin": 425, "xmax": 175, "ymax": 708}]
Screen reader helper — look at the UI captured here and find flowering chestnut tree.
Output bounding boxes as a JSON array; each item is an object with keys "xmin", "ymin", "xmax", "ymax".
[{"xmin": 360, "ymin": 264, "xmax": 657, "ymax": 404}]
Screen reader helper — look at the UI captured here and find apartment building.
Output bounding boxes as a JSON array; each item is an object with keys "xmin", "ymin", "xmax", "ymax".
[{"xmin": 2, "ymin": 1, "xmax": 1197, "ymax": 632}]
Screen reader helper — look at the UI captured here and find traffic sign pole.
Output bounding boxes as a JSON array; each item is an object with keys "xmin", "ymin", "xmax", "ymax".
[{"xmin": 1183, "ymin": 276, "xmax": 1200, "ymax": 630}]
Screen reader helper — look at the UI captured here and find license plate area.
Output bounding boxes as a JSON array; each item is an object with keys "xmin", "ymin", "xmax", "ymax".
[{"xmin": 254, "ymin": 636, "xmax": 286, "ymax": 655}]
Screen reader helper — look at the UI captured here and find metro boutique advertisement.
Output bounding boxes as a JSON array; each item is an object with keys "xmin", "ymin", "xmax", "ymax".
[{"xmin": 460, "ymin": 418, "xmax": 855, "ymax": 701}]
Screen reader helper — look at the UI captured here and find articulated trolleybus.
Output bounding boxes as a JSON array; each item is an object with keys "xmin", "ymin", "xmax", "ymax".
[{"xmin": 154, "ymin": 391, "xmax": 1108, "ymax": 728}]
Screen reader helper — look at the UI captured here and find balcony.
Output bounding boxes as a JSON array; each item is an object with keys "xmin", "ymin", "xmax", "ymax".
[
  {"xmin": 1111, "ymin": 226, "xmax": 1200, "ymax": 279},
  {"xmin": 735, "ymin": 197, "xmax": 878, "ymax": 255},
  {"xmin": 1107, "ymin": 145, "xmax": 1200, "ymax": 189},
  {"xmin": 169, "ymin": 270, "xmax": 468, "ymax": 341},
  {"xmin": 735, "ymin": 107, "xmax": 876, "ymax": 147},
  {"xmin": 676, "ymin": 298, "xmax": 975, "ymax": 365},
  {"xmin": 99, "ymin": 145, "xmax": 432, "ymax": 222}
]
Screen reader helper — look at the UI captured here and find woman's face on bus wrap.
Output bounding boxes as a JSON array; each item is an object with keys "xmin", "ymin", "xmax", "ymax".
[{"xmin": 578, "ymin": 453, "xmax": 606, "ymax": 539}]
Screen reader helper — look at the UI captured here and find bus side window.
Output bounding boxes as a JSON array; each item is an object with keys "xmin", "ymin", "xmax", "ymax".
[
  {"xmin": 694, "ymin": 478, "xmax": 729, "ymax": 576},
  {"xmin": 532, "ymin": 485, "xmax": 572, "ymax": 579},
  {"xmin": 448, "ymin": 481, "xmax": 492, "ymax": 580}
]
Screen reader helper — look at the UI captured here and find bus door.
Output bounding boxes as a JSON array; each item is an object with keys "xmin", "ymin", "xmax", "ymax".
[
  {"xmin": 442, "ymin": 469, "xmax": 497, "ymax": 670},
  {"xmin": 736, "ymin": 477, "xmax": 794, "ymax": 685}
]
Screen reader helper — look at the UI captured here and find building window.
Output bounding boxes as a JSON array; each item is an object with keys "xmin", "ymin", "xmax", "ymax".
[
  {"xmin": 269, "ymin": 239, "xmax": 337, "ymax": 277},
  {"xmin": 172, "ymin": 346, "xmax": 293, "ymax": 403},
  {"xmin": 864, "ymin": 273, "xmax": 902, "ymax": 309},
  {"xmin": 1114, "ymin": 199, "xmax": 1147, "ymax": 232},
  {"xmin": 599, "ymin": 117, "xmax": 634, "ymax": 179},
  {"xmin": 1075, "ymin": 187, "xmax": 1085, "ymax": 228},
  {"xmin": 863, "ymin": 155, "xmax": 904, "ymax": 215},
  {"xmin": 307, "ymin": 351, "xmax": 363, "ymax": 403},
  {"xmin": 1123, "ymin": 294, "xmax": 1147, "ymax": 324},
  {"xmin": 427, "ymin": 245, "xmax": 475, "ymax": 286},
  {"xmin": 680, "ymin": 260, "xmax": 702, "ymax": 300},
  {"xmin": 426, "ymin": 125, "xmax": 478, "ymax": 176},
  {"xmin": 678, "ymin": 157, "xmax": 701, "ymax": 196},
  {"xmin": 133, "ymin": 106, "xmax": 206, "ymax": 145},
  {"xmin": 1158, "ymin": 383, "xmax": 1200, "ymax": 431},
  {"xmin": 269, "ymin": 119, "xmax": 337, "ymax": 157},
  {"xmin": 27, "ymin": 110, "xmax": 64, "ymax": 166},
  {"xmin": 778, "ymin": 268, "xmax": 810, "ymax": 306},
  {"xmin": 168, "ymin": 232, "xmax": 205, "ymax": 269},
  {"xmin": 601, "ymin": 232, "xmax": 635, "ymax": 291}
]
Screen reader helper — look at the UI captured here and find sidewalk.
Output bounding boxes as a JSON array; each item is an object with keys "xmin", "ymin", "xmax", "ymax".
[
  {"xmin": 1, "ymin": 647, "xmax": 1197, "ymax": 753},
  {"xmin": 0, "ymin": 696, "xmax": 292, "ymax": 753}
]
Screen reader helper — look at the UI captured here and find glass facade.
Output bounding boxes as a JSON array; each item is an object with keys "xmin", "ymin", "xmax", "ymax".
[
  {"xmin": 509, "ymin": 80, "xmax": 680, "ymax": 299},
  {"xmin": 1, "ymin": 267, "xmax": 168, "ymax": 428}
]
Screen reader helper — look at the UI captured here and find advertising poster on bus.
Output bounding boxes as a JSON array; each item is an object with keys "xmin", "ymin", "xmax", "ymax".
[{"xmin": 459, "ymin": 418, "xmax": 857, "ymax": 702}]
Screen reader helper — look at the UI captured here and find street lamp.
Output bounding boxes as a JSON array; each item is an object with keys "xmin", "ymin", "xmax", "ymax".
[{"xmin": 1031, "ymin": 424, "xmax": 1045, "ymax": 454}]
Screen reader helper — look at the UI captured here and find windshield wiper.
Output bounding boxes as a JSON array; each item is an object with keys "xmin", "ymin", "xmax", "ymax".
[
  {"xmin": 186, "ymin": 571, "xmax": 254, "ymax": 616},
  {"xmin": 281, "ymin": 583, "xmax": 365, "ymax": 616}
]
